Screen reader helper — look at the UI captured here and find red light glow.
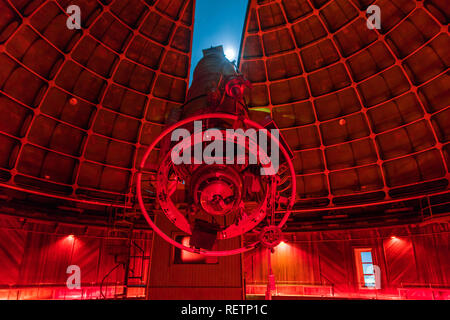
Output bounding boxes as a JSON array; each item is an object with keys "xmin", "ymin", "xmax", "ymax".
[
  {"xmin": 277, "ymin": 241, "xmax": 288, "ymax": 249},
  {"xmin": 180, "ymin": 237, "xmax": 206, "ymax": 263},
  {"xmin": 69, "ymin": 98, "xmax": 78, "ymax": 105}
]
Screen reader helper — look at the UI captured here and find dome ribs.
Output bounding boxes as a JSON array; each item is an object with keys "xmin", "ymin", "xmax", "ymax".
[
  {"xmin": 0, "ymin": 0, "xmax": 447, "ymax": 211},
  {"xmin": 0, "ymin": 0, "xmax": 194, "ymax": 204},
  {"xmin": 239, "ymin": 0, "xmax": 450, "ymax": 208}
]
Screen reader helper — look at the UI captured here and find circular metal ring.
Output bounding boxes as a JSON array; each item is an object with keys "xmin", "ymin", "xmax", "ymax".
[{"xmin": 137, "ymin": 113, "xmax": 296, "ymax": 257}]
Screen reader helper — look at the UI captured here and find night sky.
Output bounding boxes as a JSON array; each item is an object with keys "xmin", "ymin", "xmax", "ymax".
[{"xmin": 189, "ymin": 0, "xmax": 249, "ymax": 84}]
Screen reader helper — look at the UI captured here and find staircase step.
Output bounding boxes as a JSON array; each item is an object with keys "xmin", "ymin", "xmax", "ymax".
[
  {"xmin": 114, "ymin": 220, "xmax": 134, "ymax": 226},
  {"xmin": 107, "ymin": 230, "xmax": 132, "ymax": 238},
  {"xmin": 126, "ymin": 284, "xmax": 147, "ymax": 288}
]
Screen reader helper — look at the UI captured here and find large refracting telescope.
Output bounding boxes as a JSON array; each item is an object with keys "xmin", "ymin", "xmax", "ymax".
[{"xmin": 137, "ymin": 46, "xmax": 296, "ymax": 256}]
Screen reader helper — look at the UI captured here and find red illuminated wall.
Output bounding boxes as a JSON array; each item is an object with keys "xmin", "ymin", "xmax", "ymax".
[
  {"xmin": 147, "ymin": 214, "xmax": 244, "ymax": 300},
  {"xmin": 245, "ymin": 223, "xmax": 450, "ymax": 299},
  {"xmin": 1, "ymin": 211, "xmax": 448, "ymax": 300},
  {"xmin": 0, "ymin": 214, "xmax": 152, "ymax": 300}
]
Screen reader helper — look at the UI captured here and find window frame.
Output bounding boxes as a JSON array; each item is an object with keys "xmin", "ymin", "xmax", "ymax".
[{"xmin": 354, "ymin": 247, "xmax": 377, "ymax": 289}]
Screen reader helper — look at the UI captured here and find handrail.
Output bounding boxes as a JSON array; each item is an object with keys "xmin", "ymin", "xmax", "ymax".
[
  {"xmin": 400, "ymin": 282, "xmax": 450, "ymax": 289},
  {"xmin": 131, "ymin": 240, "xmax": 145, "ymax": 254},
  {"xmin": 100, "ymin": 263, "xmax": 124, "ymax": 299},
  {"xmin": 246, "ymin": 280, "xmax": 334, "ymax": 288}
]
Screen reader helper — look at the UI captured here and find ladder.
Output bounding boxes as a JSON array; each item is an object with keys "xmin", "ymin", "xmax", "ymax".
[{"xmin": 101, "ymin": 192, "xmax": 150, "ymax": 299}]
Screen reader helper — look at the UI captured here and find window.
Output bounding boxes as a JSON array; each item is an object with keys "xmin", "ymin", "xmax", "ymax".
[{"xmin": 354, "ymin": 248, "xmax": 376, "ymax": 288}]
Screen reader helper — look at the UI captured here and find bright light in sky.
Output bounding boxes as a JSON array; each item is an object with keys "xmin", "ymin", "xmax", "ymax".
[
  {"xmin": 190, "ymin": 1, "xmax": 248, "ymax": 84},
  {"xmin": 224, "ymin": 47, "xmax": 236, "ymax": 61}
]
